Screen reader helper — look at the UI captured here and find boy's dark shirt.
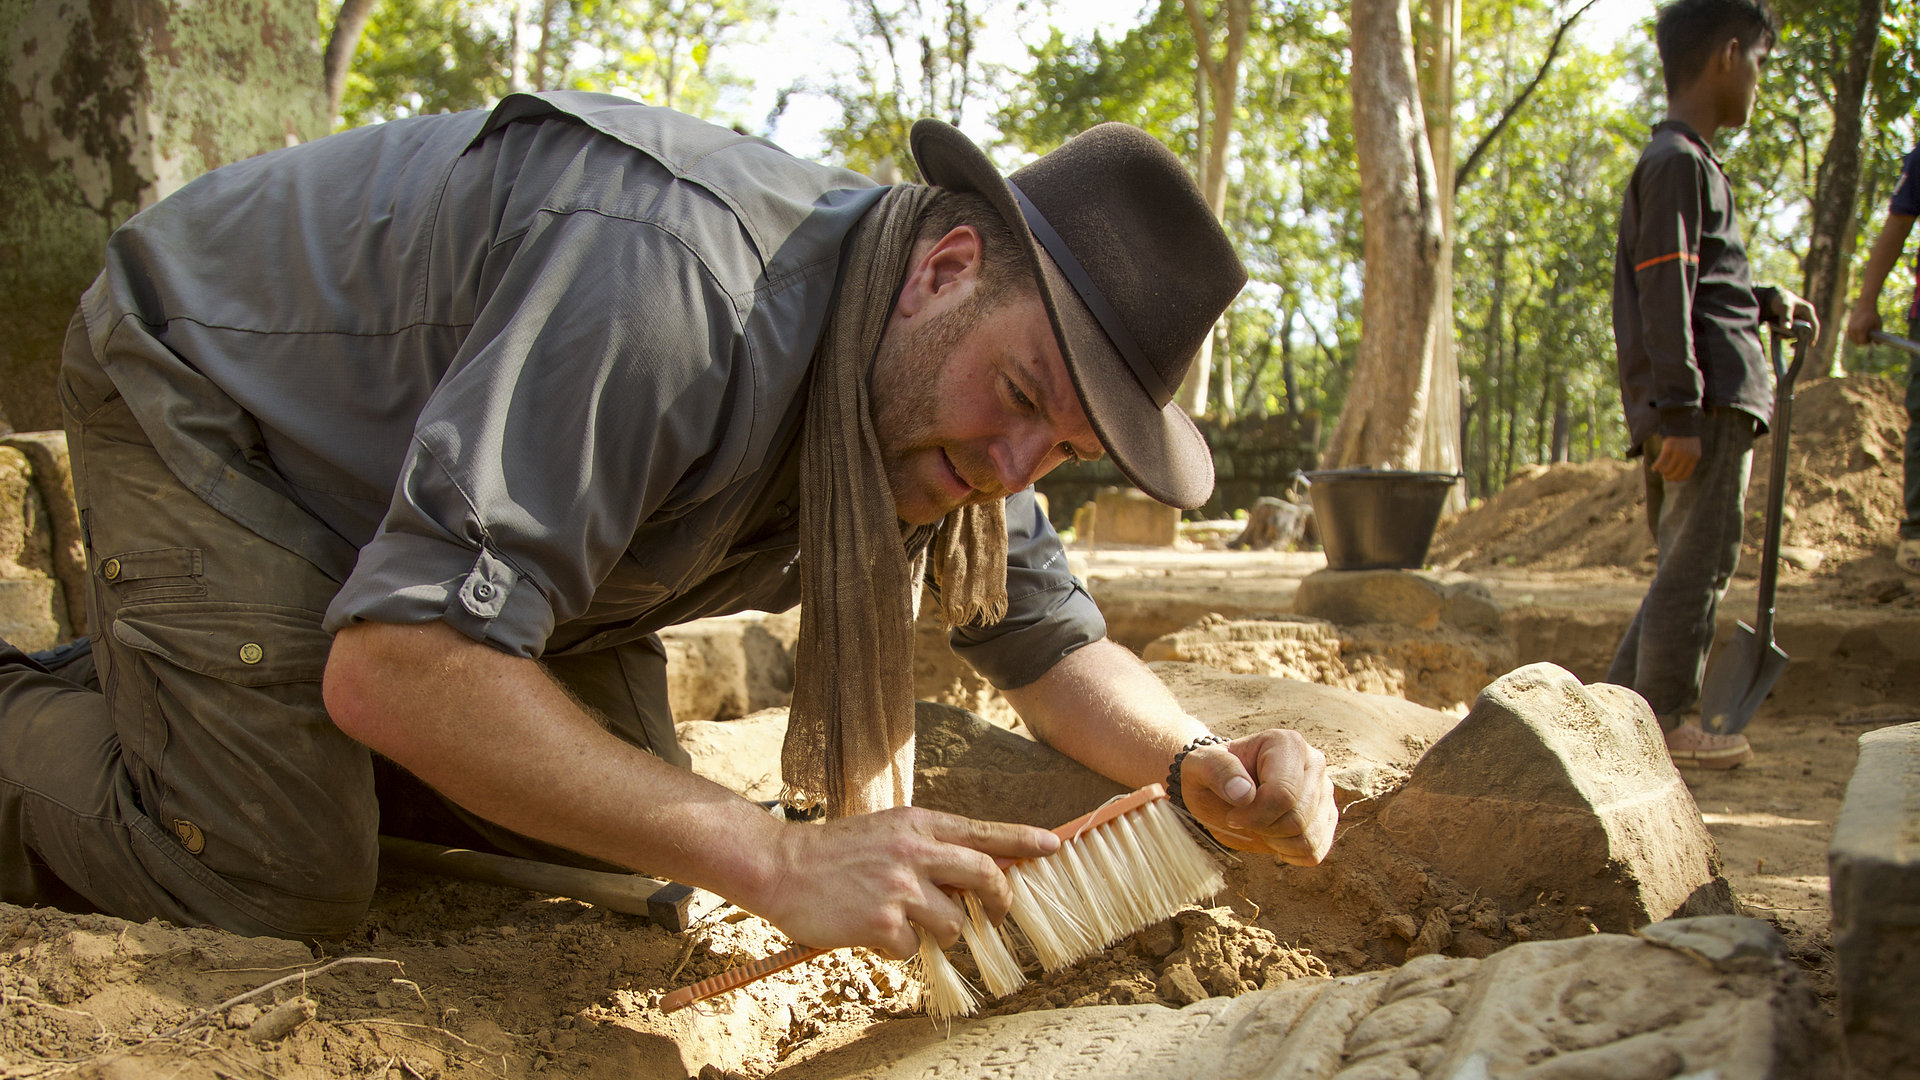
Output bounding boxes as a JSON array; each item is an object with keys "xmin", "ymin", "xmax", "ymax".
[{"xmin": 1613, "ymin": 120, "xmax": 1774, "ymax": 452}]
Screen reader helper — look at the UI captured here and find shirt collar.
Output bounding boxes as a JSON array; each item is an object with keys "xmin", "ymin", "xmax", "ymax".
[{"xmin": 1655, "ymin": 119, "xmax": 1721, "ymax": 166}]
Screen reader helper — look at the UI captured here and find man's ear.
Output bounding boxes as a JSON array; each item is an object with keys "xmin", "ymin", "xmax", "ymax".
[{"xmin": 895, "ymin": 225, "xmax": 983, "ymax": 319}]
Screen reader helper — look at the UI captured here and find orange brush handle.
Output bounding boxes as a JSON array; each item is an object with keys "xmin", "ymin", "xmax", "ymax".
[
  {"xmin": 996, "ymin": 783, "xmax": 1168, "ymax": 869},
  {"xmin": 657, "ymin": 944, "xmax": 826, "ymax": 1013}
]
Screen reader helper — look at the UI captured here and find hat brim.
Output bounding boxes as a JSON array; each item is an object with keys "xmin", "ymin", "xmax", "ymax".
[{"xmin": 910, "ymin": 121, "xmax": 1215, "ymax": 510}]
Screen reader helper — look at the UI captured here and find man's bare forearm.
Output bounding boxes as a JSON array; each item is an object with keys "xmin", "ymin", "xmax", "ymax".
[
  {"xmin": 1003, "ymin": 637, "xmax": 1209, "ymax": 789},
  {"xmin": 322, "ymin": 620, "xmax": 783, "ymax": 908}
]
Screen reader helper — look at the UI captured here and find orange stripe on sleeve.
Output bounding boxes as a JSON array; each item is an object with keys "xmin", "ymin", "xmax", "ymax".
[{"xmin": 1634, "ymin": 250, "xmax": 1699, "ymax": 273}]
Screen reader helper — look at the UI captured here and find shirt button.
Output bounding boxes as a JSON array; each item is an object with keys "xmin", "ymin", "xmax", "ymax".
[
  {"xmin": 473, "ymin": 582, "xmax": 495, "ymax": 600},
  {"xmin": 102, "ymin": 558, "xmax": 121, "ymax": 580},
  {"xmin": 775, "ymin": 503, "xmax": 792, "ymax": 519},
  {"xmin": 239, "ymin": 643, "xmax": 264, "ymax": 665}
]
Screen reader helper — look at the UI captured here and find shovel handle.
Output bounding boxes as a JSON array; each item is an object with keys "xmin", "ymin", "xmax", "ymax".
[{"xmin": 1870, "ymin": 330, "xmax": 1920, "ymax": 357}]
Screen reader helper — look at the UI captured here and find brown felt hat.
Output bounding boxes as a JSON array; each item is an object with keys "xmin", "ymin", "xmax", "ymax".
[{"xmin": 910, "ymin": 119, "xmax": 1247, "ymax": 509}]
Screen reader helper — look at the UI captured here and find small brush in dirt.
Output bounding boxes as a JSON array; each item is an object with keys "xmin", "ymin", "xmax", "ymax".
[{"xmin": 657, "ymin": 784, "xmax": 1224, "ymax": 1021}]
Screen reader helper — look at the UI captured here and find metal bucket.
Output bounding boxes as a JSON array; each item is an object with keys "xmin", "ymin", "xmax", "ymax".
[{"xmin": 1303, "ymin": 469, "xmax": 1460, "ymax": 570}]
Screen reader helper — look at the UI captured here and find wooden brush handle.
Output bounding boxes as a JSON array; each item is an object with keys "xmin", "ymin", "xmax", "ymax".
[{"xmin": 657, "ymin": 944, "xmax": 826, "ymax": 1013}]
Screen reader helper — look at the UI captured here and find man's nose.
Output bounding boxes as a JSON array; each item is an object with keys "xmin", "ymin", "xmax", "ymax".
[{"xmin": 990, "ymin": 427, "xmax": 1059, "ymax": 492}]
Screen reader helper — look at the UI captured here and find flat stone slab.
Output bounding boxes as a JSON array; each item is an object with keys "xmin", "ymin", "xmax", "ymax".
[
  {"xmin": 1377, "ymin": 662, "xmax": 1732, "ymax": 930},
  {"xmin": 1143, "ymin": 613, "xmax": 1514, "ymax": 715},
  {"xmin": 1830, "ymin": 720, "xmax": 1920, "ymax": 1075},
  {"xmin": 771, "ymin": 919, "xmax": 1821, "ymax": 1079},
  {"xmin": 1293, "ymin": 568, "xmax": 1503, "ymax": 634}
]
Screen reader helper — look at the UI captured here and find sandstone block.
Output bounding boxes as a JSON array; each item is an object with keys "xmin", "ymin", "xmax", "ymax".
[
  {"xmin": 1144, "ymin": 613, "xmax": 1513, "ymax": 715},
  {"xmin": 1830, "ymin": 721, "xmax": 1920, "ymax": 1078},
  {"xmin": 1378, "ymin": 663, "xmax": 1733, "ymax": 930},
  {"xmin": 658, "ymin": 611, "xmax": 797, "ymax": 724},
  {"xmin": 0, "ymin": 432, "xmax": 85, "ymax": 636},
  {"xmin": 678, "ymin": 709, "xmax": 789, "ymax": 802},
  {"xmin": 1293, "ymin": 567, "xmax": 1502, "ymax": 633},
  {"xmin": 910, "ymin": 701, "xmax": 1127, "ymax": 828},
  {"xmin": 1092, "ymin": 487, "xmax": 1179, "ymax": 547},
  {"xmin": 772, "ymin": 921, "xmax": 1821, "ymax": 1079},
  {"xmin": 0, "ymin": 578, "xmax": 62, "ymax": 651}
]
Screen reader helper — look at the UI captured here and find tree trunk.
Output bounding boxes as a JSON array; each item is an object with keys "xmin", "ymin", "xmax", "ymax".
[
  {"xmin": 1803, "ymin": 0, "xmax": 1883, "ymax": 376},
  {"xmin": 1326, "ymin": 0, "xmax": 1444, "ymax": 469},
  {"xmin": 1175, "ymin": 0, "xmax": 1249, "ymax": 417},
  {"xmin": 322, "ymin": 0, "xmax": 378, "ymax": 123},
  {"xmin": 1419, "ymin": 0, "xmax": 1463, "ymax": 505},
  {"xmin": 1550, "ymin": 377, "xmax": 1571, "ymax": 463}
]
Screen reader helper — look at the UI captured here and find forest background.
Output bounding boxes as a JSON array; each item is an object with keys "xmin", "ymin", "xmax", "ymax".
[{"xmin": 10, "ymin": 0, "xmax": 1920, "ymax": 502}]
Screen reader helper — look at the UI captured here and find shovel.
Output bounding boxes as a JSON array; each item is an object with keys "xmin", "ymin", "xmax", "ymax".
[
  {"xmin": 1869, "ymin": 328, "xmax": 1920, "ymax": 357},
  {"xmin": 1700, "ymin": 321, "xmax": 1811, "ymax": 735}
]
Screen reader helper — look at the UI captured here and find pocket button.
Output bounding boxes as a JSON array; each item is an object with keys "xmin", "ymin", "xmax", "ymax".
[
  {"xmin": 102, "ymin": 558, "xmax": 121, "ymax": 580},
  {"xmin": 238, "ymin": 643, "xmax": 264, "ymax": 665}
]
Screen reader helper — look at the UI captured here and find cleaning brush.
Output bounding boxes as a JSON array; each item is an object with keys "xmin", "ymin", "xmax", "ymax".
[{"xmin": 658, "ymin": 783, "xmax": 1223, "ymax": 1019}]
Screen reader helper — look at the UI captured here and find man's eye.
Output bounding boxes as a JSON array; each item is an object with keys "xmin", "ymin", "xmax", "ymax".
[{"xmin": 1007, "ymin": 378, "xmax": 1036, "ymax": 411}]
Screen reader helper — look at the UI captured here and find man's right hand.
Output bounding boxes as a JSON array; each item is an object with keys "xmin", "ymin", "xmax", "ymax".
[
  {"xmin": 1650, "ymin": 434, "xmax": 1703, "ymax": 483},
  {"xmin": 1846, "ymin": 302, "xmax": 1882, "ymax": 347},
  {"xmin": 750, "ymin": 808, "xmax": 1060, "ymax": 960}
]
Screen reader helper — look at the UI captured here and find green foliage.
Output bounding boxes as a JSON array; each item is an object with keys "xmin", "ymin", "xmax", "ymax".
[
  {"xmin": 331, "ymin": 0, "xmax": 508, "ymax": 126},
  {"xmin": 324, "ymin": 0, "xmax": 770, "ymax": 129},
  {"xmin": 796, "ymin": 0, "xmax": 1002, "ymax": 180},
  {"xmin": 312, "ymin": 0, "xmax": 1908, "ymax": 498}
]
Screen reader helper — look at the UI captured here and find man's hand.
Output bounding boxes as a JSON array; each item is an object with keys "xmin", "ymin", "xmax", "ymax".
[
  {"xmin": 1177, "ymin": 730, "xmax": 1337, "ymax": 866},
  {"xmin": 1846, "ymin": 301, "xmax": 1882, "ymax": 347},
  {"xmin": 1761, "ymin": 285, "xmax": 1819, "ymax": 340},
  {"xmin": 1650, "ymin": 434, "xmax": 1703, "ymax": 482},
  {"xmin": 752, "ymin": 808, "xmax": 1059, "ymax": 960}
]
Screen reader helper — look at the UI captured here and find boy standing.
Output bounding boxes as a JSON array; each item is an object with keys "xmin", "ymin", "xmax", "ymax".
[
  {"xmin": 1608, "ymin": 0, "xmax": 1816, "ymax": 768},
  {"xmin": 1843, "ymin": 142, "xmax": 1920, "ymax": 574}
]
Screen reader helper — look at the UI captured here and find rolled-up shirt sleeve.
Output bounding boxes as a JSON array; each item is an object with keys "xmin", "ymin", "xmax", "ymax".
[
  {"xmin": 943, "ymin": 488, "xmax": 1106, "ymax": 690},
  {"xmin": 324, "ymin": 204, "xmax": 751, "ymax": 656}
]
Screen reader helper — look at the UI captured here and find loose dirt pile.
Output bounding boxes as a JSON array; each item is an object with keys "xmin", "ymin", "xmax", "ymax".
[{"xmin": 1431, "ymin": 373, "xmax": 1910, "ymax": 574}]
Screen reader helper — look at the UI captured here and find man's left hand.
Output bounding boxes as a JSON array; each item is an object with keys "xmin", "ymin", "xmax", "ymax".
[{"xmin": 1177, "ymin": 730, "xmax": 1338, "ymax": 865}]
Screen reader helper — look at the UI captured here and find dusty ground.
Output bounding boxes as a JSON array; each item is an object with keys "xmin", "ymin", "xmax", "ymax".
[
  {"xmin": 3, "ymin": 372, "xmax": 1909, "ymax": 1077},
  {"xmin": 1, "ymin": 560, "xmax": 1892, "ymax": 1080}
]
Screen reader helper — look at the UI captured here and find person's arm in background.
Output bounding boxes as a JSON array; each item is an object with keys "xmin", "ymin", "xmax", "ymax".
[
  {"xmin": 1845, "ymin": 212, "xmax": 1917, "ymax": 346},
  {"xmin": 1846, "ymin": 150, "xmax": 1920, "ymax": 348}
]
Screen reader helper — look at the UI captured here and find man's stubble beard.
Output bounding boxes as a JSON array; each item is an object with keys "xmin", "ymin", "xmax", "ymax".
[{"xmin": 870, "ymin": 291, "xmax": 1001, "ymax": 523}]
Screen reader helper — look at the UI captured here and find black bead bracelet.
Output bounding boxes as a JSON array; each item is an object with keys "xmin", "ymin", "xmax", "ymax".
[{"xmin": 1165, "ymin": 733, "xmax": 1230, "ymax": 811}]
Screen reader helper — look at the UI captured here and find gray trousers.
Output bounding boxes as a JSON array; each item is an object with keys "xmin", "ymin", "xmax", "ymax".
[
  {"xmin": 0, "ymin": 318, "xmax": 684, "ymax": 938},
  {"xmin": 1606, "ymin": 408, "xmax": 1758, "ymax": 726}
]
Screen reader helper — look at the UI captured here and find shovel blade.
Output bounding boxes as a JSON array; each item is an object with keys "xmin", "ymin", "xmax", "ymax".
[{"xmin": 1699, "ymin": 622, "xmax": 1789, "ymax": 735}]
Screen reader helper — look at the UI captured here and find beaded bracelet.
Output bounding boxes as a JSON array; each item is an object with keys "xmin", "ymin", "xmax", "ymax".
[{"xmin": 1165, "ymin": 733, "xmax": 1230, "ymax": 811}]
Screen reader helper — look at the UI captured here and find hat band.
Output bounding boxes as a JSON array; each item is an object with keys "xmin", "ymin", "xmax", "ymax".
[{"xmin": 1008, "ymin": 181, "xmax": 1172, "ymax": 408}]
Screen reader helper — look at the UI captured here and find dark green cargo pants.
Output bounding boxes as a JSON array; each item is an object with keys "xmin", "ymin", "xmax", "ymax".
[{"xmin": 0, "ymin": 317, "xmax": 684, "ymax": 938}]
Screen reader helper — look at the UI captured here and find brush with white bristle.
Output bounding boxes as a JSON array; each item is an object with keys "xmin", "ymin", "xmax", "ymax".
[{"xmin": 659, "ymin": 784, "xmax": 1221, "ymax": 1020}]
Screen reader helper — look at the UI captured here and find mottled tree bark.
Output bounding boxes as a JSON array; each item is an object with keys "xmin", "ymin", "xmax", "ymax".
[{"xmin": 1325, "ymin": 0, "xmax": 1443, "ymax": 469}]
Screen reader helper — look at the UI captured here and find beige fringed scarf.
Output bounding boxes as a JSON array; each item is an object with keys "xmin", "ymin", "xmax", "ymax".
[{"xmin": 780, "ymin": 184, "xmax": 1009, "ymax": 818}]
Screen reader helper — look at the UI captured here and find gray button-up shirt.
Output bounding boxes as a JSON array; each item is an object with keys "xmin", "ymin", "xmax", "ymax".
[{"xmin": 79, "ymin": 91, "xmax": 1104, "ymax": 689}]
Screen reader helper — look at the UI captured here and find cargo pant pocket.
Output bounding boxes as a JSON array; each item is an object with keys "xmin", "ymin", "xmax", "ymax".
[{"xmin": 106, "ymin": 603, "xmax": 376, "ymax": 937}]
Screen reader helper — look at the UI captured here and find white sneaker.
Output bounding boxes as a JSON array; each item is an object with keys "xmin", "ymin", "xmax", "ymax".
[
  {"xmin": 1896, "ymin": 537, "xmax": 1920, "ymax": 576},
  {"xmin": 1664, "ymin": 720, "xmax": 1752, "ymax": 770}
]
